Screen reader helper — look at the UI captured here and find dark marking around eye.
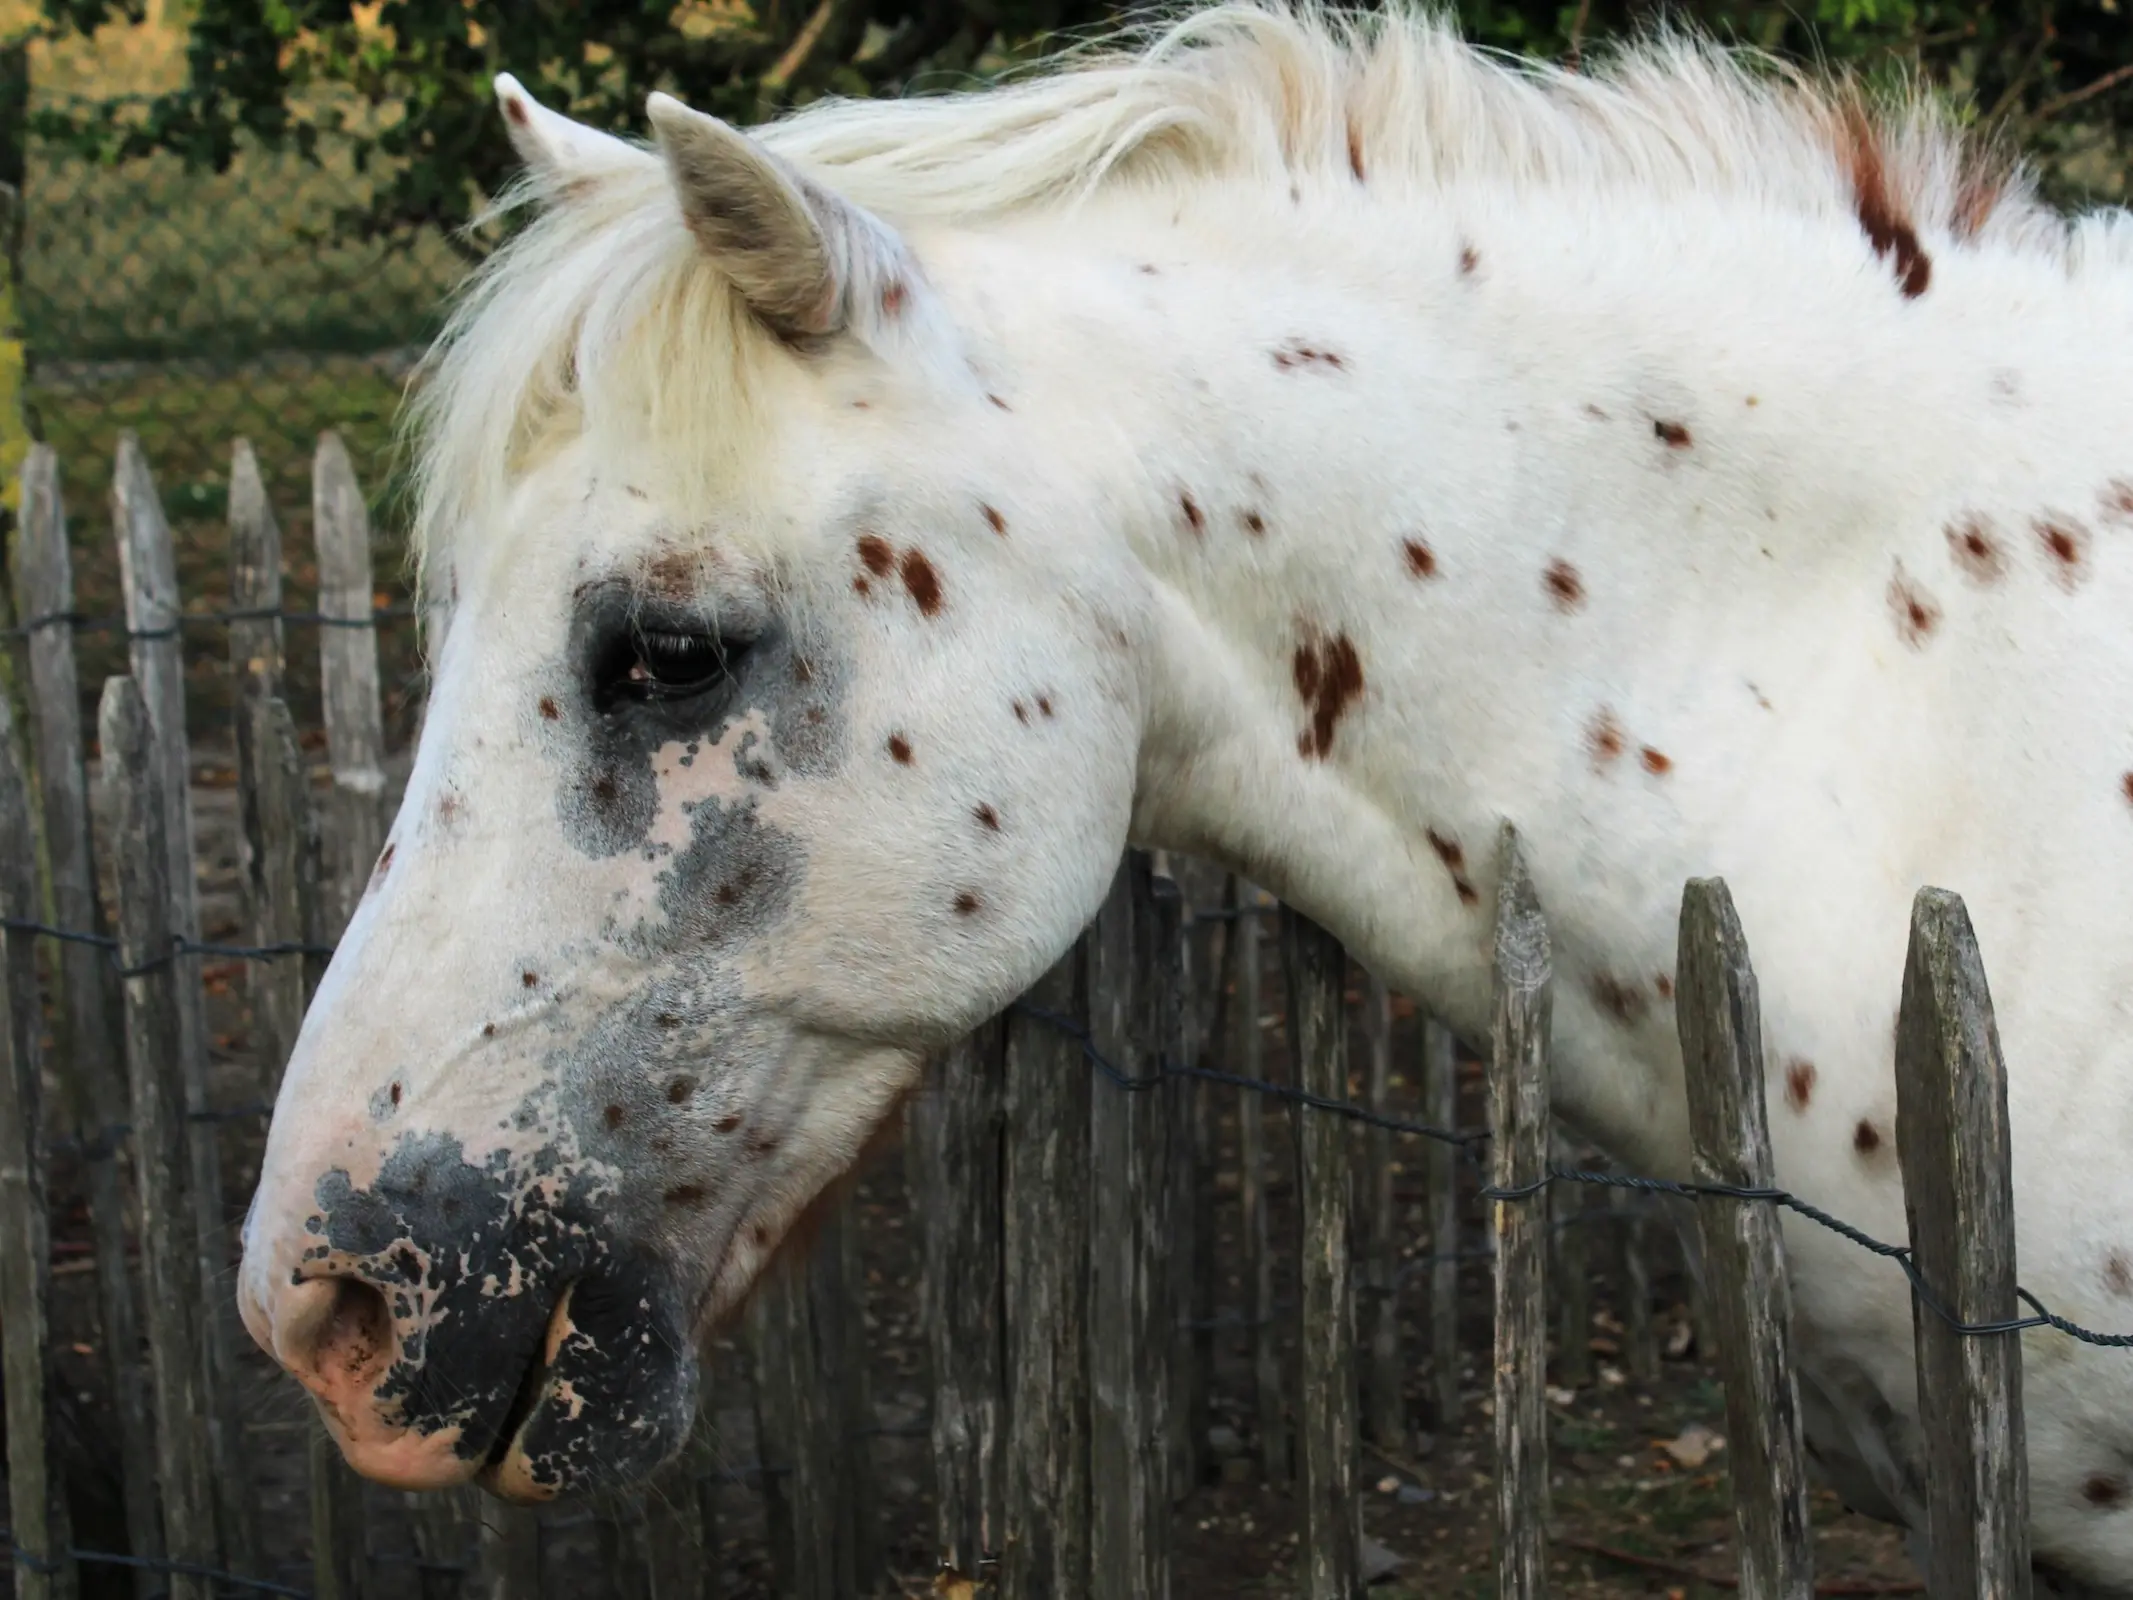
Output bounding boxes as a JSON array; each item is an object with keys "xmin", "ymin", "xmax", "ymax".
[{"xmin": 1544, "ymin": 559, "xmax": 1585, "ymax": 611}]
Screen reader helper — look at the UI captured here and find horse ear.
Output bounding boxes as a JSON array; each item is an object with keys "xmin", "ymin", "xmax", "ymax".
[
  {"xmin": 494, "ymin": 74, "xmax": 646, "ymax": 193},
  {"xmin": 645, "ymin": 91, "xmax": 905, "ymax": 342}
]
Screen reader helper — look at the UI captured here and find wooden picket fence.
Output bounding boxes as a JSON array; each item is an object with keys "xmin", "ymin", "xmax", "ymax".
[{"xmin": 0, "ymin": 432, "xmax": 2063, "ymax": 1600}]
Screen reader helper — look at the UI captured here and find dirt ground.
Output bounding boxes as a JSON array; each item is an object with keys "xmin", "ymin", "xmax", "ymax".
[{"xmin": 24, "ymin": 735, "xmax": 1924, "ymax": 1598}]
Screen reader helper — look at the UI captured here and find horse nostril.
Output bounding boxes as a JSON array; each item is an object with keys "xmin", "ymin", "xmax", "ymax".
[{"xmin": 311, "ymin": 1276, "xmax": 396, "ymax": 1394}]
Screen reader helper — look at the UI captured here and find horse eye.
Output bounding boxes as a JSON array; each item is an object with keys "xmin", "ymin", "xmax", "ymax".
[{"xmin": 596, "ymin": 627, "xmax": 736, "ymax": 707}]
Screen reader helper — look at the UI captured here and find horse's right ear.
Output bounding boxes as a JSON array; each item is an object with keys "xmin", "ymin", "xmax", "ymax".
[{"xmin": 494, "ymin": 74, "xmax": 648, "ymax": 194}]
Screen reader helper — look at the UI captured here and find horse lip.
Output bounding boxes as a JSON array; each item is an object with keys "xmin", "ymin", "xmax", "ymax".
[{"xmin": 482, "ymin": 1281, "xmax": 575, "ymax": 1475}]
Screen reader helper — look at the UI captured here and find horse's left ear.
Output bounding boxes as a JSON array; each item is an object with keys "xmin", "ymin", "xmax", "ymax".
[{"xmin": 645, "ymin": 92, "xmax": 908, "ymax": 343}]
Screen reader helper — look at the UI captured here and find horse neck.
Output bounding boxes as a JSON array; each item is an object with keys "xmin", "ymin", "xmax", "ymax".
[{"xmin": 975, "ymin": 176, "xmax": 2133, "ymax": 1152}]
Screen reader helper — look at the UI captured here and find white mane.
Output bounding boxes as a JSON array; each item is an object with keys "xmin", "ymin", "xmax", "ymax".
[{"xmin": 406, "ymin": 0, "xmax": 2110, "ymax": 605}]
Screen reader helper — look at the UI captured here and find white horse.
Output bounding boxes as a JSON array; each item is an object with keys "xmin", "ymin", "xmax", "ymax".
[{"xmin": 235, "ymin": 3, "xmax": 2133, "ymax": 1585}]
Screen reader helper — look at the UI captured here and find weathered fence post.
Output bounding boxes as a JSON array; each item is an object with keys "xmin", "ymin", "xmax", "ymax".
[
  {"xmin": 1234, "ymin": 885, "xmax": 1288, "ymax": 1483},
  {"xmin": 1285, "ymin": 906, "xmax": 1359, "ymax": 1600},
  {"xmin": 473, "ymin": 1505, "xmax": 541, "ymax": 1600},
  {"xmin": 1165, "ymin": 871, "xmax": 1212, "ymax": 1496},
  {"xmin": 1002, "ymin": 941, "xmax": 1090, "ymax": 1599},
  {"xmin": 1423, "ymin": 1016, "xmax": 1461, "ymax": 1430},
  {"xmin": 15, "ymin": 443, "xmax": 161, "ymax": 1588},
  {"xmin": 1675, "ymin": 878, "xmax": 1813, "ymax": 1600},
  {"xmin": 1489, "ymin": 824, "xmax": 1551, "ymax": 1600},
  {"xmin": 1360, "ymin": 973, "xmax": 1404, "ymax": 1452},
  {"xmin": 1895, "ymin": 888, "xmax": 2031, "ymax": 1598},
  {"xmin": 310, "ymin": 1420, "xmax": 371, "ymax": 1600},
  {"xmin": 313, "ymin": 430, "xmax": 388, "ymax": 933},
  {"xmin": 0, "ymin": 692, "xmax": 69, "ymax": 1597},
  {"xmin": 1611, "ymin": 1180, "xmax": 1660, "ymax": 1383},
  {"xmin": 113, "ymin": 432, "xmax": 260, "ymax": 1577},
  {"xmin": 228, "ymin": 439, "xmax": 292, "ymax": 1066},
  {"xmin": 918, "ymin": 1023, "xmax": 1006, "ymax": 1588},
  {"xmin": 750, "ymin": 1244, "xmax": 856, "ymax": 1600},
  {"xmin": 1087, "ymin": 851, "xmax": 1170, "ymax": 1597},
  {"xmin": 102, "ymin": 674, "xmax": 219, "ymax": 1600}
]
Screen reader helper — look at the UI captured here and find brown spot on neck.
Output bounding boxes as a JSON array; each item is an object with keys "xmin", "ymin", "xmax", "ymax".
[
  {"xmin": 2101, "ymin": 479, "xmax": 2133, "ymax": 523},
  {"xmin": 1291, "ymin": 628, "xmax": 1365, "ymax": 759},
  {"xmin": 1639, "ymin": 747, "xmax": 1672, "ymax": 776},
  {"xmin": 2035, "ymin": 514, "xmax": 2091, "ymax": 589},
  {"xmin": 1653, "ymin": 419, "xmax": 1692, "ymax": 449},
  {"xmin": 2106, "ymin": 1251, "xmax": 2133, "ymax": 1298},
  {"xmin": 1589, "ymin": 973, "xmax": 1648, "ymax": 1025},
  {"xmin": 1784, "ymin": 1059, "xmax": 1817, "ymax": 1111},
  {"xmin": 1179, "ymin": 492, "xmax": 1205, "ymax": 534},
  {"xmin": 1544, "ymin": 558, "xmax": 1585, "ymax": 612},
  {"xmin": 953, "ymin": 891, "xmax": 981, "ymax": 916},
  {"xmin": 2085, "ymin": 1475, "xmax": 2128, "ymax": 1508},
  {"xmin": 1242, "ymin": 509, "xmax": 1267, "ymax": 536},
  {"xmin": 1653, "ymin": 973, "xmax": 1674, "ymax": 1001},
  {"xmin": 899, "ymin": 548, "xmax": 944, "ymax": 615},
  {"xmin": 1458, "ymin": 242, "xmax": 1479, "ymax": 277},
  {"xmin": 974, "ymin": 803, "xmax": 1000, "ymax": 832},
  {"xmin": 1587, "ymin": 707, "xmax": 1625, "ymax": 768},
  {"xmin": 857, "ymin": 534, "xmax": 894, "ymax": 576},
  {"xmin": 887, "ymin": 733, "xmax": 913, "ymax": 765},
  {"xmin": 1853, "ymin": 1118, "xmax": 1883, "ymax": 1155},
  {"xmin": 1887, "ymin": 563, "xmax": 1940, "ymax": 648},
  {"xmin": 1841, "ymin": 104, "xmax": 1931, "ymax": 298},
  {"xmin": 1946, "ymin": 514, "xmax": 2005, "ymax": 583},
  {"xmin": 372, "ymin": 843, "xmax": 395, "ymax": 884},
  {"xmin": 538, "ymin": 697, "xmax": 560, "ymax": 721},
  {"xmin": 981, "ymin": 503, "xmax": 1007, "ymax": 535},
  {"xmin": 1402, "ymin": 538, "xmax": 1437, "ymax": 579}
]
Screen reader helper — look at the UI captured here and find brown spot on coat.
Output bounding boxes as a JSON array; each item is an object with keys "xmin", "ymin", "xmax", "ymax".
[
  {"xmin": 2101, "ymin": 479, "xmax": 2133, "ymax": 523},
  {"xmin": 1654, "ymin": 974, "xmax": 1674, "ymax": 1000},
  {"xmin": 974, "ymin": 803, "xmax": 1000, "ymax": 832},
  {"xmin": 1887, "ymin": 564, "xmax": 1941, "ymax": 648},
  {"xmin": 2106, "ymin": 1251, "xmax": 2133, "ymax": 1298},
  {"xmin": 1640, "ymin": 747, "xmax": 1672, "ymax": 776},
  {"xmin": 538, "ymin": 697, "xmax": 560, "ymax": 721},
  {"xmin": 1242, "ymin": 510, "xmax": 1267, "ymax": 536},
  {"xmin": 1458, "ymin": 243, "xmax": 1480, "ymax": 276},
  {"xmin": 1180, "ymin": 492, "xmax": 1205, "ymax": 534},
  {"xmin": 372, "ymin": 843, "xmax": 395, "ymax": 883},
  {"xmin": 1653, "ymin": 419, "xmax": 1692, "ymax": 448},
  {"xmin": 953, "ymin": 892, "xmax": 981, "ymax": 916},
  {"xmin": 1582, "ymin": 403, "xmax": 1608, "ymax": 421},
  {"xmin": 2122, "ymin": 772, "xmax": 2133, "ymax": 808},
  {"xmin": 1590, "ymin": 973, "xmax": 1648, "ymax": 1025},
  {"xmin": 1272, "ymin": 341, "xmax": 1346, "ymax": 372},
  {"xmin": 1588, "ymin": 707, "xmax": 1625, "ymax": 768},
  {"xmin": 1426, "ymin": 829, "xmax": 1477, "ymax": 905},
  {"xmin": 987, "ymin": 393, "xmax": 1011, "ymax": 411},
  {"xmin": 1785, "ymin": 1059, "xmax": 1817, "ymax": 1111},
  {"xmin": 857, "ymin": 534, "xmax": 895, "ymax": 576},
  {"xmin": 2084, "ymin": 1476, "xmax": 2128, "ymax": 1508},
  {"xmin": 2036, "ymin": 514, "xmax": 2091, "ymax": 588},
  {"xmin": 643, "ymin": 548, "xmax": 699, "ymax": 600},
  {"xmin": 887, "ymin": 734, "xmax": 912, "ymax": 765},
  {"xmin": 1346, "ymin": 115, "xmax": 1365, "ymax": 181},
  {"xmin": 1946, "ymin": 514, "xmax": 2005, "ymax": 583},
  {"xmin": 1841, "ymin": 106, "xmax": 1932, "ymax": 298},
  {"xmin": 1544, "ymin": 559, "xmax": 1585, "ymax": 611},
  {"xmin": 1012, "ymin": 701, "xmax": 1028, "ymax": 724},
  {"xmin": 1291, "ymin": 629, "xmax": 1365, "ymax": 759},
  {"xmin": 713, "ymin": 1114, "xmax": 743, "ymax": 1134},
  {"xmin": 521, "ymin": 971, "xmax": 538, "ymax": 988},
  {"xmin": 1402, "ymin": 538, "xmax": 1437, "ymax": 578},
  {"xmin": 667, "ymin": 1077, "xmax": 696, "ymax": 1104},
  {"xmin": 880, "ymin": 280, "xmax": 907, "ymax": 316},
  {"xmin": 853, "ymin": 576, "xmax": 872, "ymax": 597},
  {"xmin": 1853, "ymin": 1118, "xmax": 1883, "ymax": 1154},
  {"xmin": 981, "ymin": 503, "xmax": 1007, "ymax": 534},
  {"xmin": 899, "ymin": 549, "xmax": 944, "ymax": 615},
  {"xmin": 1037, "ymin": 696, "xmax": 1054, "ymax": 718}
]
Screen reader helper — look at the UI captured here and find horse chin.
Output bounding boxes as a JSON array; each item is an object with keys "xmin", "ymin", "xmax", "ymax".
[{"xmin": 474, "ymin": 1278, "xmax": 701, "ymax": 1504}]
